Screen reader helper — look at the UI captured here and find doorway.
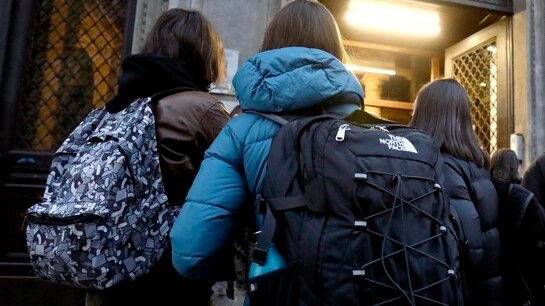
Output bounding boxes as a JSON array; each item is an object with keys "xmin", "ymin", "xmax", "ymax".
[
  {"xmin": 445, "ymin": 17, "xmax": 513, "ymax": 154},
  {"xmin": 319, "ymin": 0, "xmax": 512, "ymax": 131}
]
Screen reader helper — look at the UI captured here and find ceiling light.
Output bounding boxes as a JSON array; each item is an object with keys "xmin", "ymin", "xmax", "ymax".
[
  {"xmin": 346, "ymin": 64, "xmax": 396, "ymax": 76},
  {"xmin": 346, "ymin": 0, "xmax": 441, "ymax": 36}
]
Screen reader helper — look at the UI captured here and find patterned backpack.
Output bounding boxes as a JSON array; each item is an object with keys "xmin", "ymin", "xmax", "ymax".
[{"xmin": 24, "ymin": 94, "xmax": 179, "ymax": 290}]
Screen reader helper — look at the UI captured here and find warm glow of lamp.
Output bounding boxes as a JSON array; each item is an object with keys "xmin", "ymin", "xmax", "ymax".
[
  {"xmin": 346, "ymin": 0, "xmax": 441, "ymax": 36},
  {"xmin": 346, "ymin": 64, "xmax": 396, "ymax": 76}
]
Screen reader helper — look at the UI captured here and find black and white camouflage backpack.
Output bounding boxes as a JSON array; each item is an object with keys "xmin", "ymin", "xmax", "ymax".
[
  {"xmin": 245, "ymin": 110, "xmax": 465, "ymax": 306},
  {"xmin": 24, "ymin": 90, "xmax": 183, "ymax": 290}
]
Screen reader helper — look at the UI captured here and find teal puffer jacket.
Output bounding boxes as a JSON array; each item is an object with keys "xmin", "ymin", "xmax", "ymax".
[{"xmin": 170, "ymin": 47, "xmax": 364, "ymax": 280}]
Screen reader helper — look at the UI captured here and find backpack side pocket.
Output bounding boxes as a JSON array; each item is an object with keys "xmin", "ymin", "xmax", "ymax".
[{"xmin": 245, "ymin": 264, "xmax": 298, "ymax": 306}]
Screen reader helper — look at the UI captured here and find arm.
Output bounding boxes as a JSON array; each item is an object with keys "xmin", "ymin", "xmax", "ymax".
[
  {"xmin": 169, "ymin": 115, "xmax": 277, "ymax": 281},
  {"xmin": 170, "ymin": 113, "xmax": 280, "ymax": 281},
  {"xmin": 443, "ymin": 161, "xmax": 485, "ymax": 270},
  {"xmin": 154, "ymin": 94, "xmax": 230, "ymax": 206}
]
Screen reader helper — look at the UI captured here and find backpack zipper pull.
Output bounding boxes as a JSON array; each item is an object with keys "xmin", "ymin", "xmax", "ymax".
[
  {"xmin": 336, "ymin": 124, "xmax": 350, "ymax": 141},
  {"xmin": 371, "ymin": 125, "xmax": 389, "ymax": 133}
]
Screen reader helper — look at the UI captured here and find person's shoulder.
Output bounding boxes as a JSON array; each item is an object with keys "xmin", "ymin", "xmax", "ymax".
[
  {"xmin": 444, "ymin": 155, "xmax": 482, "ymax": 170},
  {"xmin": 156, "ymin": 90, "xmax": 227, "ymax": 117},
  {"xmin": 468, "ymin": 160, "xmax": 491, "ymax": 178},
  {"xmin": 154, "ymin": 91, "xmax": 229, "ymax": 128},
  {"xmin": 224, "ymin": 111, "xmax": 282, "ymax": 143},
  {"xmin": 441, "ymin": 155, "xmax": 467, "ymax": 180},
  {"xmin": 162, "ymin": 90, "xmax": 221, "ymax": 105},
  {"xmin": 442, "ymin": 155, "xmax": 490, "ymax": 181},
  {"xmin": 533, "ymin": 152, "xmax": 545, "ymax": 167},
  {"xmin": 441, "ymin": 154, "xmax": 463, "ymax": 168}
]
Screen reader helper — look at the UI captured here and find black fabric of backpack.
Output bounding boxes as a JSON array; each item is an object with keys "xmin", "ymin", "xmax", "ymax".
[
  {"xmin": 246, "ymin": 111, "xmax": 464, "ymax": 306},
  {"xmin": 445, "ymin": 156, "xmax": 545, "ymax": 305}
]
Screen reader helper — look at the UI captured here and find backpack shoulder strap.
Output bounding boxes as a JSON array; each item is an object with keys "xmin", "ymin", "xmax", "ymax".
[
  {"xmin": 443, "ymin": 155, "xmax": 475, "ymax": 197},
  {"xmin": 504, "ymin": 182, "xmax": 543, "ymax": 301},
  {"xmin": 246, "ymin": 110, "xmax": 333, "ymax": 265},
  {"xmin": 243, "ymin": 110, "xmax": 289, "ymax": 125},
  {"xmin": 236, "ymin": 110, "xmax": 286, "ymax": 265},
  {"xmin": 507, "ymin": 184, "xmax": 533, "ymax": 234}
]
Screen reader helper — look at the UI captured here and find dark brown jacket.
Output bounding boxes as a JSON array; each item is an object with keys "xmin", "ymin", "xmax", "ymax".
[
  {"xmin": 86, "ymin": 91, "xmax": 229, "ymax": 306},
  {"xmin": 153, "ymin": 90, "xmax": 230, "ymax": 207}
]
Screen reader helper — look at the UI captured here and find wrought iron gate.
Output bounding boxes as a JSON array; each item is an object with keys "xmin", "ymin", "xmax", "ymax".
[
  {"xmin": 445, "ymin": 18, "xmax": 512, "ymax": 156},
  {"xmin": 16, "ymin": 0, "xmax": 129, "ymax": 151},
  {"xmin": 452, "ymin": 40, "xmax": 499, "ymax": 154},
  {"xmin": 0, "ymin": 0, "xmax": 132, "ymax": 278}
]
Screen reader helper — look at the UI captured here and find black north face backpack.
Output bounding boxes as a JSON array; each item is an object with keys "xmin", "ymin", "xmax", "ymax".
[{"xmin": 245, "ymin": 111, "xmax": 464, "ymax": 306}]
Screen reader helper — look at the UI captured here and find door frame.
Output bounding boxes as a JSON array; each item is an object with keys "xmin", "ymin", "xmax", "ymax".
[{"xmin": 445, "ymin": 17, "xmax": 514, "ymax": 151}]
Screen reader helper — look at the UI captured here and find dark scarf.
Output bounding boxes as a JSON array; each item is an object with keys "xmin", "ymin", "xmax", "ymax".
[{"xmin": 106, "ymin": 54, "xmax": 205, "ymax": 113}]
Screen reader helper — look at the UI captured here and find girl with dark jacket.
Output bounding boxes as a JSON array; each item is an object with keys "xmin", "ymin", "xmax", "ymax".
[
  {"xmin": 490, "ymin": 148, "xmax": 522, "ymax": 184},
  {"xmin": 85, "ymin": 8, "xmax": 230, "ymax": 306},
  {"xmin": 410, "ymin": 78, "xmax": 502, "ymax": 305}
]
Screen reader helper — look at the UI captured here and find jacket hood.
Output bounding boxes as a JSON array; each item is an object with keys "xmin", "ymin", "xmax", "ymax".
[
  {"xmin": 232, "ymin": 47, "xmax": 364, "ymax": 113},
  {"xmin": 106, "ymin": 54, "xmax": 203, "ymax": 113}
]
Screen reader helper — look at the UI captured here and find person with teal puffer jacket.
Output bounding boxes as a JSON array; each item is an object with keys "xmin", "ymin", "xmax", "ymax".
[{"xmin": 169, "ymin": 0, "xmax": 364, "ymax": 299}]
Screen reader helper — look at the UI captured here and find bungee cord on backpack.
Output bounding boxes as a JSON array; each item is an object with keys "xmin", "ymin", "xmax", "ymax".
[{"xmin": 358, "ymin": 170, "xmax": 455, "ymax": 306}]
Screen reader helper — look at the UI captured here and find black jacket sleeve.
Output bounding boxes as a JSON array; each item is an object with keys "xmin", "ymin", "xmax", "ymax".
[{"xmin": 522, "ymin": 154, "xmax": 545, "ymax": 209}]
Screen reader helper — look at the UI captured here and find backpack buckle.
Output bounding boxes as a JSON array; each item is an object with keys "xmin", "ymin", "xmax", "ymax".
[
  {"xmin": 251, "ymin": 231, "xmax": 261, "ymax": 245},
  {"xmin": 250, "ymin": 231, "xmax": 267, "ymax": 265},
  {"xmin": 251, "ymin": 246, "xmax": 268, "ymax": 265},
  {"xmin": 255, "ymin": 194, "xmax": 267, "ymax": 215}
]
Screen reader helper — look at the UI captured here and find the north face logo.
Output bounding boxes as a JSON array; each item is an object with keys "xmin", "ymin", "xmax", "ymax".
[{"xmin": 379, "ymin": 134, "xmax": 418, "ymax": 153}]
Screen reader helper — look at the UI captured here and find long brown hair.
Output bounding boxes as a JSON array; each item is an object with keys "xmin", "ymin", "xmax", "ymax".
[
  {"xmin": 409, "ymin": 78, "xmax": 489, "ymax": 168},
  {"xmin": 260, "ymin": 0, "xmax": 348, "ymax": 63},
  {"xmin": 140, "ymin": 8, "xmax": 225, "ymax": 86}
]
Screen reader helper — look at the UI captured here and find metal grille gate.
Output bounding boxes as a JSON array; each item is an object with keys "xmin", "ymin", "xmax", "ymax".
[
  {"xmin": 451, "ymin": 40, "xmax": 498, "ymax": 155},
  {"xmin": 16, "ymin": 0, "xmax": 128, "ymax": 151}
]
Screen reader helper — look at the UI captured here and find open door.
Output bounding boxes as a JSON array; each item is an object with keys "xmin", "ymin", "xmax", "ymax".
[{"xmin": 445, "ymin": 17, "xmax": 513, "ymax": 155}]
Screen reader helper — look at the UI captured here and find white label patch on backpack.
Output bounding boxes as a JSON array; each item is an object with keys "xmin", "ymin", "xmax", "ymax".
[{"xmin": 379, "ymin": 134, "xmax": 418, "ymax": 153}]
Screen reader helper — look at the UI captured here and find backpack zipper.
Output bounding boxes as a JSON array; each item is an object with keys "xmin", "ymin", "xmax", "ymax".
[
  {"xmin": 336, "ymin": 124, "xmax": 351, "ymax": 141},
  {"xmin": 336, "ymin": 124, "xmax": 392, "ymax": 142},
  {"xmin": 371, "ymin": 125, "xmax": 390, "ymax": 133},
  {"xmin": 26, "ymin": 213, "xmax": 101, "ymax": 226}
]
